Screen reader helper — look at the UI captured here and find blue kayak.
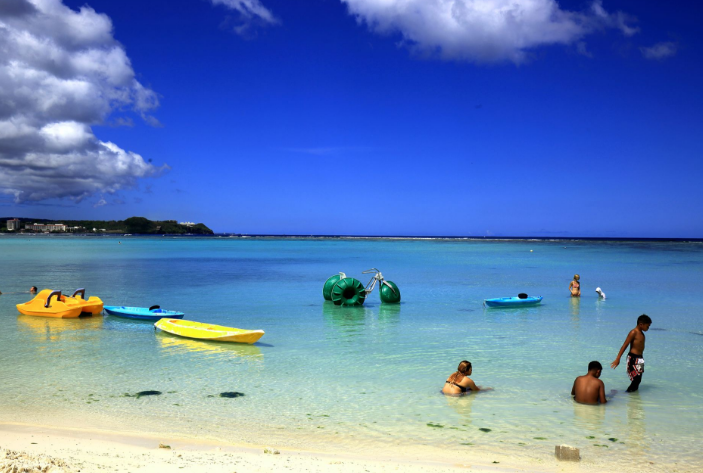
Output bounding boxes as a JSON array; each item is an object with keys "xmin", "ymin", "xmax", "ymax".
[
  {"xmin": 484, "ymin": 296, "xmax": 543, "ymax": 308},
  {"xmin": 104, "ymin": 305, "xmax": 185, "ymax": 320}
]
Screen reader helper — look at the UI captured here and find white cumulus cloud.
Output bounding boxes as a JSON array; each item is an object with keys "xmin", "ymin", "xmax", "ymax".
[
  {"xmin": 339, "ymin": 0, "xmax": 638, "ymax": 63},
  {"xmin": 640, "ymin": 42, "xmax": 677, "ymax": 60},
  {"xmin": 0, "ymin": 0, "xmax": 167, "ymax": 203}
]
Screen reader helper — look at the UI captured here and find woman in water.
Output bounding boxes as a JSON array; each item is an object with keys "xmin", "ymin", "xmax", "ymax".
[
  {"xmin": 442, "ymin": 360, "xmax": 487, "ymax": 396},
  {"xmin": 569, "ymin": 274, "xmax": 581, "ymax": 297}
]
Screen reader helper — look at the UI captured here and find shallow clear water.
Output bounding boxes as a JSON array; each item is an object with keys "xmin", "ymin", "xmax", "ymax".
[{"xmin": 1, "ymin": 235, "xmax": 702, "ymax": 471}]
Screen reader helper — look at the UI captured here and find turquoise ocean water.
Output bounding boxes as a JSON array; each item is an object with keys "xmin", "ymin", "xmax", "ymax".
[{"xmin": 0, "ymin": 235, "xmax": 701, "ymax": 471}]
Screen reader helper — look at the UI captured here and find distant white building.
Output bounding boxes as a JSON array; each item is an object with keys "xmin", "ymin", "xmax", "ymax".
[
  {"xmin": 179, "ymin": 221, "xmax": 195, "ymax": 226},
  {"xmin": 25, "ymin": 223, "xmax": 67, "ymax": 232},
  {"xmin": 7, "ymin": 218, "xmax": 21, "ymax": 231}
]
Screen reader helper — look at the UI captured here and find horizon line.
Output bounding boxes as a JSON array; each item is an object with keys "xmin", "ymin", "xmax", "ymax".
[{"xmin": 3, "ymin": 233, "xmax": 701, "ymax": 242}]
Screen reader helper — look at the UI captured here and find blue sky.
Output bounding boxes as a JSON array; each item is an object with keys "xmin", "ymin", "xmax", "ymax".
[{"xmin": 1, "ymin": 0, "xmax": 701, "ymax": 237}]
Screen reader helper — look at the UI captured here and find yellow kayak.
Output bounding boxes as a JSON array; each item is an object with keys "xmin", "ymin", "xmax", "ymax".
[
  {"xmin": 17, "ymin": 290, "xmax": 82, "ymax": 318},
  {"xmin": 154, "ymin": 319, "xmax": 265, "ymax": 344}
]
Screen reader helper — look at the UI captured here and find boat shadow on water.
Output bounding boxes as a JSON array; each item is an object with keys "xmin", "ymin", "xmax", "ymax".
[
  {"xmin": 322, "ymin": 301, "xmax": 373, "ymax": 329},
  {"xmin": 101, "ymin": 315, "xmax": 161, "ymax": 332},
  {"xmin": 378, "ymin": 302, "xmax": 401, "ymax": 323},
  {"xmin": 481, "ymin": 304, "xmax": 545, "ymax": 320},
  {"xmin": 16, "ymin": 314, "xmax": 103, "ymax": 342},
  {"xmin": 321, "ymin": 301, "xmax": 401, "ymax": 334},
  {"xmin": 155, "ymin": 333, "xmax": 263, "ymax": 359}
]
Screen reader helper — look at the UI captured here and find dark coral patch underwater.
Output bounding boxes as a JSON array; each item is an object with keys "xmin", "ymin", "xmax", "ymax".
[{"xmin": 220, "ymin": 392, "xmax": 245, "ymax": 398}]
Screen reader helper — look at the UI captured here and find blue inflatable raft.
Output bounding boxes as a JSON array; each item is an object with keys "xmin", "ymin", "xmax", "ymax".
[
  {"xmin": 484, "ymin": 296, "xmax": 543, "ymax": 308},
  {"xmin": 104, "ymin": 305, "xmax": 185, "ymax": 320}
]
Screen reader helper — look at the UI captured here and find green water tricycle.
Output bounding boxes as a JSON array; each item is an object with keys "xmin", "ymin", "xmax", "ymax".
[{"xmin": 322, "ymin": 268, "xmax": 401, "ymax": 306}]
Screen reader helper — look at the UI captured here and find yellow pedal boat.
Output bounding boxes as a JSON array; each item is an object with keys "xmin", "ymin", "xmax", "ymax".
[
  {"xmin": 60, "ymin": 288, "xmax": 104, "ymax": 315},
  {"xmin": 17, "ymin": 290, "xmax": 83, "ymax": 318},
  {"xmin": 154, "ymin": 319, "xmax": 265, "ymax": 344}
]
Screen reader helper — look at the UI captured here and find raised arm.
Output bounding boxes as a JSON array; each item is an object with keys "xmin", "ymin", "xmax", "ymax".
[{"xmin": 611, "ymin": 330, "xmax": 635, "ymax": 368}]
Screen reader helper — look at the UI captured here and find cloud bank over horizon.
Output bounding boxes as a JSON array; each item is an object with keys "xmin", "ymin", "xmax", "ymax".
[
  {"xmin": 0, "ymin": 0, "xmax": 166, "ymax": 204},
  {"xmin": 339, "ymin": 0, "xmax": 638, "ymax": 63}
]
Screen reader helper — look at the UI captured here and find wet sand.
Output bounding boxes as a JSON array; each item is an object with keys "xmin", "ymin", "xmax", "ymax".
[{"xmin": 0, "ymin": 422, "xmax": 575, "ymax": 473}]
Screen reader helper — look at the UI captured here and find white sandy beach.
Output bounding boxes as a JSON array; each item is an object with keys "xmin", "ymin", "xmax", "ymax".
[{"xmin": 0, "ymin": 422, "xmax": 591, "ymax": 473}]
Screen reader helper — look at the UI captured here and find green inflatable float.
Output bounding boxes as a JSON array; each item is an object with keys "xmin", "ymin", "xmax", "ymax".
[
  {"xmin": 330, "ymin": 277, "xmax": 366, "ymax": 306},
  {"xmin": 379, "ymin": 280, "xmax": 401, "ymax": 304},
  {"xmin": 322, "ymin": 272, "xmax": 346, "ymax": 301},
  {"xmin": 322, "ymin": 268, "xmax": 400, "ymax": 306}
]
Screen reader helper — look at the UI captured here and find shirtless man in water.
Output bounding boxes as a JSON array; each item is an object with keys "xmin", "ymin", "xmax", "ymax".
[
  {"xmin": 572, "ymin": 361, "xmax": 607, "ymax": 404},
  {"xmin": 611, "ymin": 314, "xmax": 652, "ymax": 392}
]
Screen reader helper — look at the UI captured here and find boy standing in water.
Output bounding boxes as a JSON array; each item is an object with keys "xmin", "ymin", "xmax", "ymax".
[{"xmin": 611, "ymin": 314, "xmax": 652, "ymax": 392}]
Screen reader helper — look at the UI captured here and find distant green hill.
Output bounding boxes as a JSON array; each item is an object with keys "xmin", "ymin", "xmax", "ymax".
[{"xmin": 0, "ymin": 216, "xmax": 214, "ymax": 235}]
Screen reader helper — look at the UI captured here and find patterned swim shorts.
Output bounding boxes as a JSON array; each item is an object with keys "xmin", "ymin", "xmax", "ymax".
[{"xmin": 627, "ymin": 352, "xmax": 644, "ymax": 381}]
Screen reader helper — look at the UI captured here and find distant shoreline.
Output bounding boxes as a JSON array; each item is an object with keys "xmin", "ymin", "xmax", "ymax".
[
  {"xmin": 0, "ymin": 216, "xmax": 213, "ymax": 235},
  {"xmin": 2, "ymin": 233, "xmax": 701, "ymax": 242}
]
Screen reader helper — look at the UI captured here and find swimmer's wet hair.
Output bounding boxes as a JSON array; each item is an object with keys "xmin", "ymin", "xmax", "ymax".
[
  {"xmin": 457, "ymin": 360, "xmax": 472, "ymax": 373},
  {"xmin": 588, "ymin": 361, "xmax": 602, "ymax": 371},
  {"xmin": 638, "ymin": 314, "xmax": 652, "ymax": 325},
  {"xmin": 448, "ymin": 360, "xmax": 472, "ymax": 384}
]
